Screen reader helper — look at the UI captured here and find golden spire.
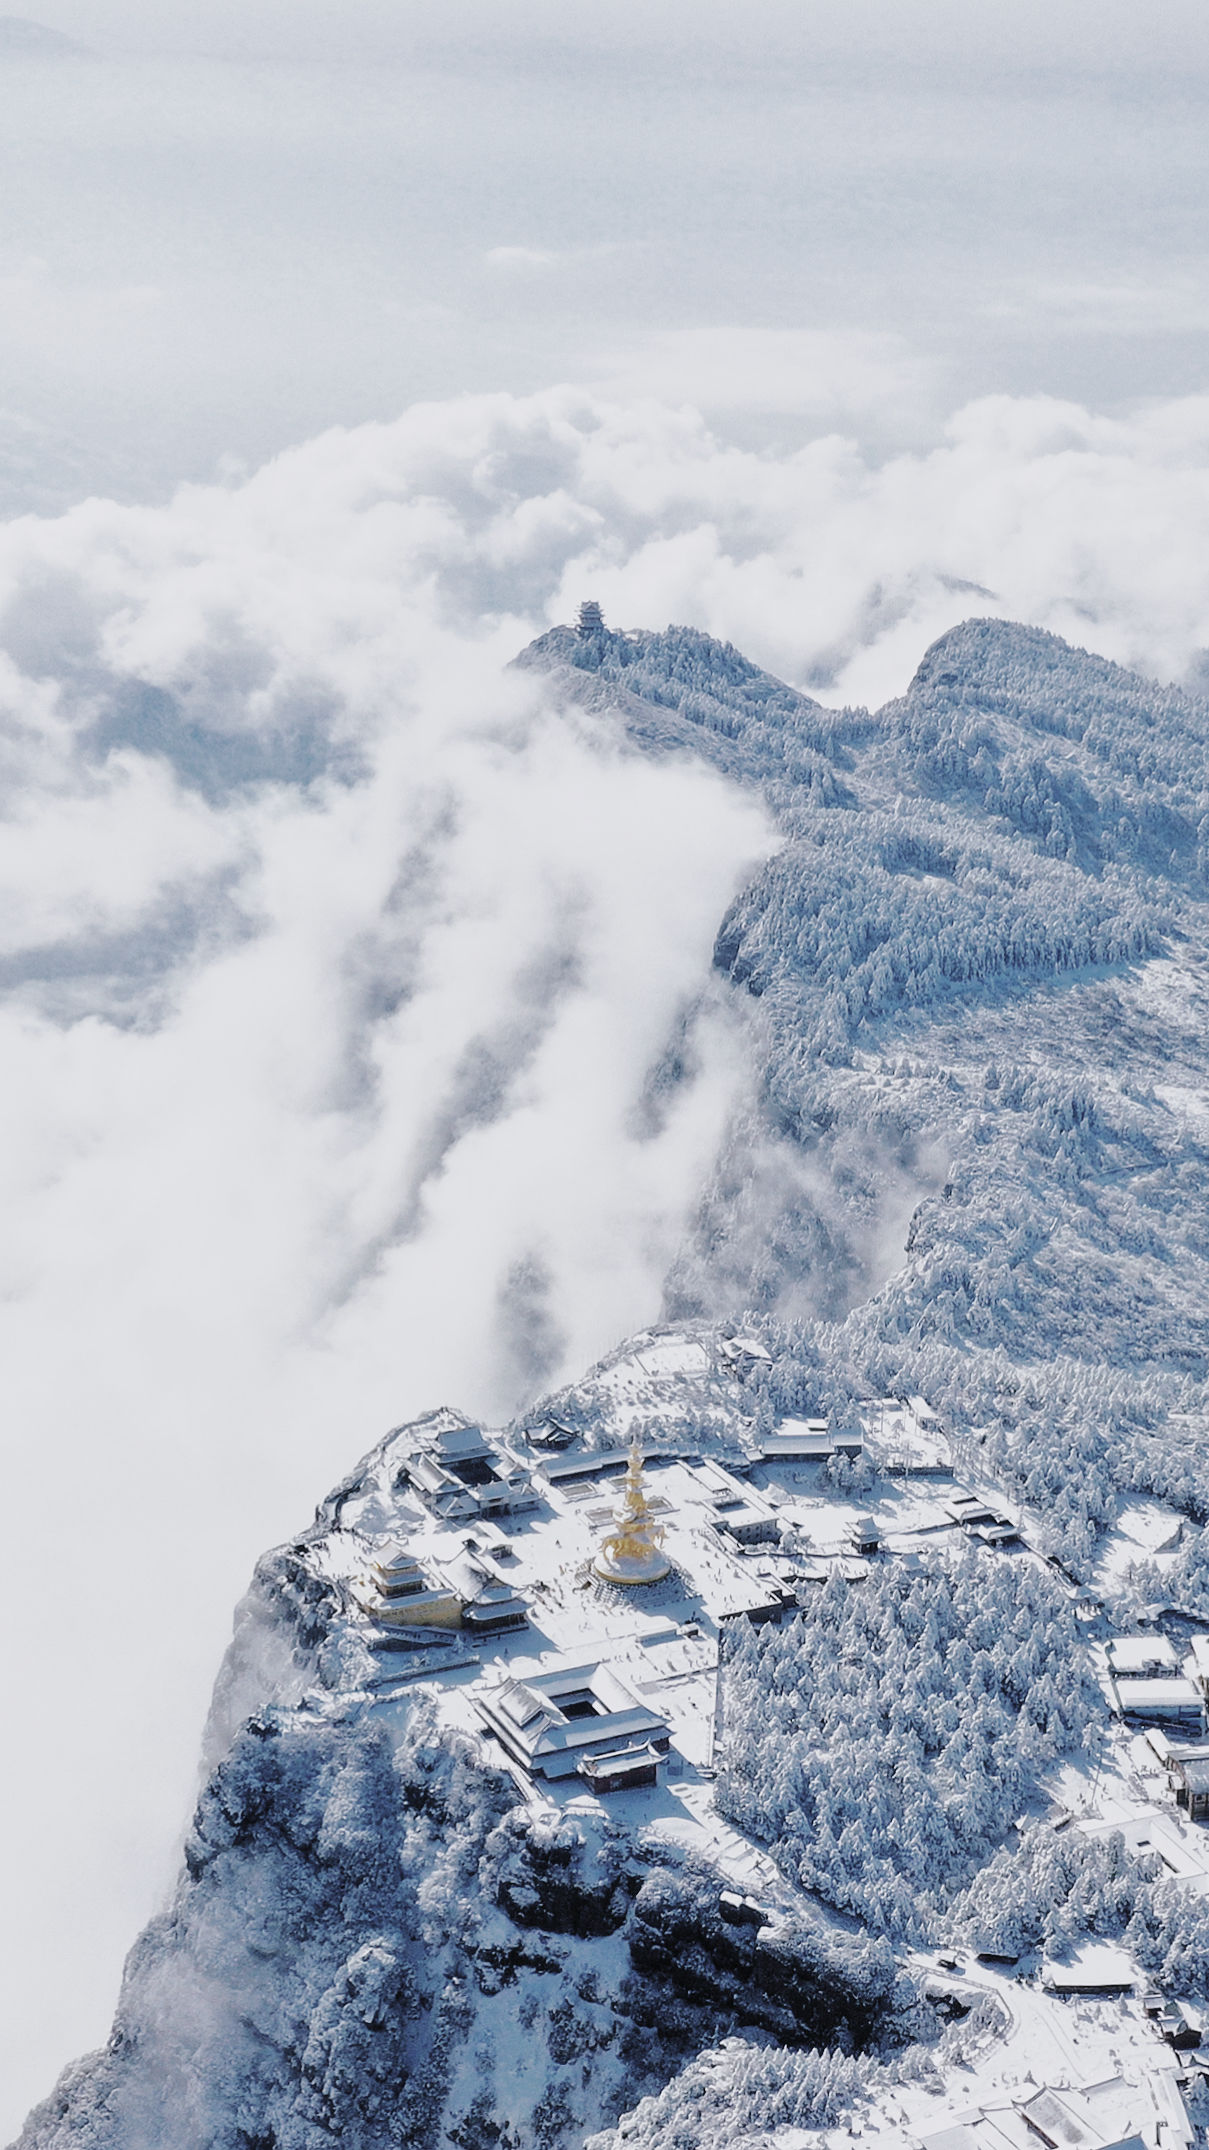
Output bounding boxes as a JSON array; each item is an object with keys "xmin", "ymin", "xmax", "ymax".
[{"xmin": 593, "ymin": 1439, "xmax": 670, "ymax": 1585}]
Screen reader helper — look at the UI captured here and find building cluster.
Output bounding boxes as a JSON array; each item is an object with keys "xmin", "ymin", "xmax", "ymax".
[
  {"xmin": 354, "ymin": 1535, "xmax": 529, "ymax": 1646},
  {"xmin": 946, "ymin": 1491, "xmax": 1020, "ymax": 1548},
  {"xmin": 350, "ymin": 1410, "xmax": 537, "ymax": 1653},
  {"xmin": 346, "ymin": 1414, "xmax": 896, "ymax": 1794},
  {"xmin": 917, "ymin": 2073, "xmax": 1182, "ymax": 2150},
  {"xmin": 343, "ymin": 1386, "xmax": 1037, "ymax": 1810},
  {"xmin": 393, "ymin": 1408, "xmax": 537, "ymax": 1523}
]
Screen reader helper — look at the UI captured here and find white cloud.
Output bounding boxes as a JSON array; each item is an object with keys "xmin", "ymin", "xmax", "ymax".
[{"xmin": 7, "ymin": 376, "xmax": 1209, "ymax": 2130}]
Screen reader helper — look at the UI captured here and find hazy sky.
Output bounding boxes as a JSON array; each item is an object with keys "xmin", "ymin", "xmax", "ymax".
[
  {"xmin": 1, "ymin": 1, "xmax": 1209, "ymax": 506},
  {"xmin": 4, "ymin": 4, "xmax": 1209, "ymax": 2136}
]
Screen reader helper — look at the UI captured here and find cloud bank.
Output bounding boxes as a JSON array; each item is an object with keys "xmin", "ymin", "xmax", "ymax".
[{"xmin": 5, "ymin": 379, "xmax": 1209, "ymax": 2130}]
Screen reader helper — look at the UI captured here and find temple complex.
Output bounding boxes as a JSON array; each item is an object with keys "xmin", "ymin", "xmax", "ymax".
[{"xmin": 592, "ymin": 1440, "xmax": 670, "ymax": 1585}]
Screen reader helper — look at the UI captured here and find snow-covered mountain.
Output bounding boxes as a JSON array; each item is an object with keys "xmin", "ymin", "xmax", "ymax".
[{"xmin": 17, "ymin": 616, "xmax": 1209, "ymax": 2149}]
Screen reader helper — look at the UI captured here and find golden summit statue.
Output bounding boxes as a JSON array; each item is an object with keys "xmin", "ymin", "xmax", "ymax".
[{"xmin": 593, "ymin": 1440, "xmax": 670, "ymax": 1585}]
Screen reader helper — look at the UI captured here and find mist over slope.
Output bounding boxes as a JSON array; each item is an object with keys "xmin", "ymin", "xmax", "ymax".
[{"xmin": 18, "ymin": 611, "xmax": 1209, "ymax": 2149}]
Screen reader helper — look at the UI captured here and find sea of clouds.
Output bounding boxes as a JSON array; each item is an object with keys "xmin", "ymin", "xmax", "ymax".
[{"xmin": 5, "ymin": 381, "xmax": 1209, "ymax": 2130}]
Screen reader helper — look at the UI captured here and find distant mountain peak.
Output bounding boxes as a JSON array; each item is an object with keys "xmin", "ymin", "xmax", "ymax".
[{"xmin": 906, "ymin": 613, "xmax": 1205, "ymax": 708}]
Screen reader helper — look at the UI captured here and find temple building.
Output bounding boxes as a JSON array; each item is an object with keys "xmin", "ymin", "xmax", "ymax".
[
  {"xmin": 396, "ymin": 1409, "xmax": 537, "ymax": 1521},
  {"xmin": 356, "ymin": 1539, "xmax": 529, "ymax": 1638},
  {"xmin": 434, "ymin": 1546, "xmax": 529, "ymax": 1635},
  {"xmin": 476, "ymin": 1660, "xmax": 671, "ymax": 1789},
  {"xmin": 355, "ymin": 1545, "xmax": 463, "ymax": 1630},
  {"xmin": 593, "ymin": 1442, "xmax": 671, "ymax": 1585}
]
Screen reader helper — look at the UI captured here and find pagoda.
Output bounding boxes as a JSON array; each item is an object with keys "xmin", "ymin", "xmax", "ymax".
[{"xmin": 593, "ymin": 1441, "xmax": 670, "ymax": 1585}]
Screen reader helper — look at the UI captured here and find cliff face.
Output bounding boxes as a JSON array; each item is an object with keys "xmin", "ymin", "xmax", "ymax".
[{"xmin": 17, "ymin": 1449, "xmax": 914, "ymax": 2150}]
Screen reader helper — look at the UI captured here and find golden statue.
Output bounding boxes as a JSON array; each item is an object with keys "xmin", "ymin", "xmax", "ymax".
[{"xmin": 593, "ymin": 1440, "xmax": 670, "ymax": 1585}]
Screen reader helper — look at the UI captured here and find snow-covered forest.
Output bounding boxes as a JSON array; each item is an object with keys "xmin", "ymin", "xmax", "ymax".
[
  {"xmin": 956, "ymin": 1820, "xmax": 1209, "ymax": 1996},
  {"xmin": 715, "ymin": 1554, "xmax": 1097, "ymax": 1937}
]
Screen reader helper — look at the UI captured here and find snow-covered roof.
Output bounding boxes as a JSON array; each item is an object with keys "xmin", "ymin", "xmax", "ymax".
[
  {"xmin": 720, "ymin": 1335, "xmax": 771, "ymax": 1363},
  {"xmin": 1174, "ymin": 1755, "xmax": 1209, "ymax": 1792},
  {"xmin": 475, "ymin": 1657, "xmax": 671, "ymax": 1775},
  {"xmin": 373, "ymin": 1544, "xmax": 424, "ymax": 1578},
  {"xmin": 495, "ymin": 1680, "xmax": 556, "ymax": 1732},
  {"xmin": 1111, "ymin": 1675, "xmax": 1202, "ymax": 1715},
  {"xmin": 440, "ymin": 1552, "xmax": 520, "ymax": 1606},
  {"xmin": 1106, "ymin": 1634, "xmax": 1177, "ymax": 1675},
  {"xmin": 1041, "ymin": 1943, "xmax": 1135, "ymax": 1993}
]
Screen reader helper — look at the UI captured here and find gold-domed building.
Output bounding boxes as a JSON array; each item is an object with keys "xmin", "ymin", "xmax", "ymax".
[{"xmin": 593, "ymin": 1441, "xmax": 670, "ymax": 1585}]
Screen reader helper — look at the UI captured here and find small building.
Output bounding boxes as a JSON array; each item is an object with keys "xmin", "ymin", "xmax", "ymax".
[
  {"xmin": 538, "ymin": 1450, "xmax": 631, "ymax": 1488},
  {"xmin": 756, "ymin": 1416, "xmax": 863, "ymax": 1463},
  {"xmin": 524, "ymin": 1418, "xmax": 579, "ymax": 1450},
  {"xmin": 1110, "ymin": 1675, "xmax": 1204, "ymax": 1730},
  {"xmin": 576, "ymin": 1742, "xmax": 664, "ymax": 1794},
  {"xmin": 1041, "ymin": 1943, "xmax": 1135, "ymax": 1996},
  {"xmin": 436, "ymin": 1548, "xmax": 529, "ymax": 1635},
  {"xmin": 947, "ymin": 1493, "xmax": 998, "ymax": 1527},
  {"xmin": 849, "ymin": 1515, "xmax": 880, "ymax": 1556},
  {"xmin": 1172, "ymin": 1752, "xmax": 1209, "ymax": 1820},
  {"xmin": 356, "ymin": 1545, "xmax": 463, "ymax": 1630},
  {"xmin": 719, "ymin": 1335, "xmax": 772, "ymax": 1367},
  {"xmin": 1156, "ymin": 2000, "xmax": 1204, "ymax": 2049},
  {"xmin": 1107, "ymin": 1634, "xmax": 1178, "ymax": 1678},
  {"xmin": 713, "ymin": 1496, "xmax": 780, "ymax": 1547},
  {"xmin": 972, "ymin": 1518, "xmax": 1020, "ymax": 1547},
  {"xmin": 475, "ymin": 1660, "xmax": 671, "ymax": 1786}
]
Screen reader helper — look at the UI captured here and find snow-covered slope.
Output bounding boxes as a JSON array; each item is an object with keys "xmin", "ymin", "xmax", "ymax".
[{"xmin": 18, "ymin": 615, "xmax": 1209, "ymax": 2148}]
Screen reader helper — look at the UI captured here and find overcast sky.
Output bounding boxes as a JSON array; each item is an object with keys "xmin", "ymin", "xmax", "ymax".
[
  {"xmin": 4, "ymin": 5, "xmax": 1209, "ymax": 2136},
  {"xmin": 1, "ymin": 1, "xmax": 1209, "ymax": 507}
]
